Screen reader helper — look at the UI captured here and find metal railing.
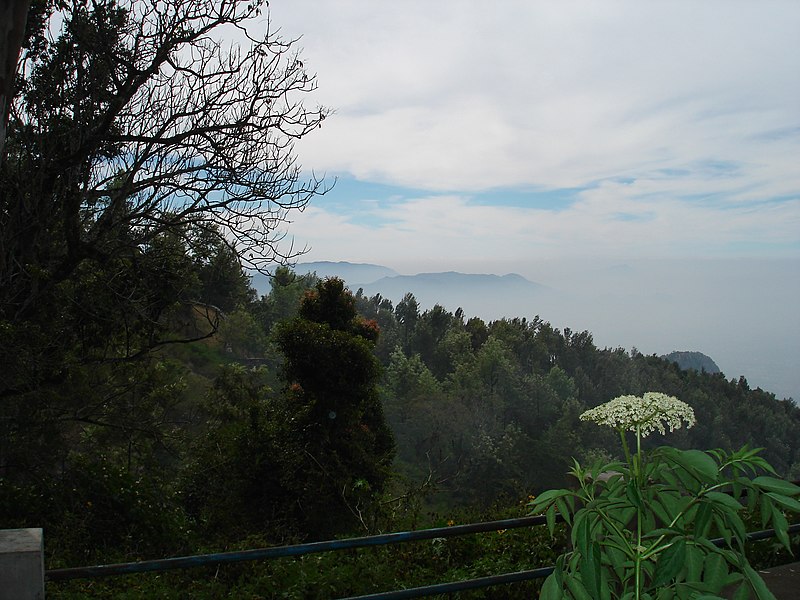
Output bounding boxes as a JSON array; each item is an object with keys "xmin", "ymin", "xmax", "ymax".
[{"xmin": 43, "ymin": 511, "xmax": 800, "ymax": 599}]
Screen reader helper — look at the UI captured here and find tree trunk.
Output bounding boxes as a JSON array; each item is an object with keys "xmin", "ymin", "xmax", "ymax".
[{"xmin": 0, "ymin": 0, "xmax": 31, "ymax": 158}]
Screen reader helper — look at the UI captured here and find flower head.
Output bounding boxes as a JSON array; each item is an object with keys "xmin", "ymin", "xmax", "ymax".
[{"xmin": 580, "ymin": 392, "xmax": 696, "ymax": 437}]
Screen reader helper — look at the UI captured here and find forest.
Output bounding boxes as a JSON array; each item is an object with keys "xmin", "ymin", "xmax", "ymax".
[
  {"xmin": 1, "ymin": 1, "xmax": 799, "ymax": 597},
  {"xmin": 3, "ymin": 253, "xmax": 800, "ymax": 597}
]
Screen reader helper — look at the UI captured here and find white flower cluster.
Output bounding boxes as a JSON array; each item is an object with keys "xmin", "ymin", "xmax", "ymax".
[{"xmin": 580, "ymin": 392, "xmax": 696, "ymax": 437}]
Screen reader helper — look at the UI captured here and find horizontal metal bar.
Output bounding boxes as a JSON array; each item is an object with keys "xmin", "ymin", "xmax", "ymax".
[
  {"xmin": 45, "ymin": 514, "xmax": 550, "ymax": 581},
  {"xmin": 45, "ymin": 500, "xmax": 800, "ymax": 586},
  {"xmin": 341, "ymin": 566, "xmax": 556, "ymax": 600},
  {"xmin": 341, "ymin": 525, "xmax": 800, "ymax": 600}
]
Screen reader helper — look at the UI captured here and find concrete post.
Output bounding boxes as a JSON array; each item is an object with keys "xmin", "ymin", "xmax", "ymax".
[{"xmin": 0, "ymin": 528, "xmax": 44, "ymax": 599}]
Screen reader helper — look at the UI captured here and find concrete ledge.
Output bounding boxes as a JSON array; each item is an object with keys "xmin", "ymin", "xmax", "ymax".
[{"xmin": 0, "ymin": 528, "xmax": 44, "ymax": 600}]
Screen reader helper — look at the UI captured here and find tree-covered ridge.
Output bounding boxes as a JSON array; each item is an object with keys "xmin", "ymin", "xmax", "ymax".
[
  {"xmin": 347, "ymin": 288, "xmax": 800, "ymax": 510},
  {"xmin": 1, "ymin": 253, "xmax": 798, "ymax": 596},
  {"xmin": 662, "ymin": 350, "xmax": 721, "ymax": 374}
]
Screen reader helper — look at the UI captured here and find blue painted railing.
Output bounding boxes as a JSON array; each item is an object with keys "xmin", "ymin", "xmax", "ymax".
[{"xmin": 45, "ymin": 515, "xmax": 800, "ymax": 599}]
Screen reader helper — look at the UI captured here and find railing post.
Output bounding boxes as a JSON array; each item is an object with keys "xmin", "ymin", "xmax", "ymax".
[{"xmin": 0, "ymin": 528, "xmax": 45, "ymax": 599}]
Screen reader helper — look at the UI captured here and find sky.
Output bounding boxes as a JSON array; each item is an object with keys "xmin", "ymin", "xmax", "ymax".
[
  {"xmin": 250, "ymin": 2, "xmax": 799, "ymax": 400},
  {"xmin": 260, "ymin": 0, "xmax": 800, "ymax": 271}
]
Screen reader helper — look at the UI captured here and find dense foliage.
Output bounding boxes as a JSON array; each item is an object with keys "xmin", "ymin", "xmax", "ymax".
[{"xmin": 1, "ymin": 259, "xmax": 797, "ymax": 597}]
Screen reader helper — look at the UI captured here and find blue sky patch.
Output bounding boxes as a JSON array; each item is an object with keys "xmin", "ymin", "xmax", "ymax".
[{"xmin": 468, "ymin": 186, "xmax": 585, "ymax": 211}]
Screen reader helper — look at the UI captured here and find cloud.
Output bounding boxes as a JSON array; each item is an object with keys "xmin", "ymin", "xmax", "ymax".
[
  {"xmin": 286, "ymin": 180, "xmax": 799, "ymax": 272},
  {"xmin": 274, "ymin": 1, "xmax": 799, "ymax": 192},
  {"xmin": 245, "ymin": 0, "xmax": 800, "ymax": 266}
]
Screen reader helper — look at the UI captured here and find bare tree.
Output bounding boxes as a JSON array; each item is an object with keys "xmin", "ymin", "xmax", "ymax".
[{"xmin": 1, "ymin": 0, "xmax": 327, "ymax": 319}]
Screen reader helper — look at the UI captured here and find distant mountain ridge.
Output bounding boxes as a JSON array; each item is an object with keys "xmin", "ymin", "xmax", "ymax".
[
  {"xmin": 295, "ymin": 262, "xmax": 550, "ymax": 319},
  {"xmin": 296, "ymin": 261, "xmax": 399, "ymax": 283}
]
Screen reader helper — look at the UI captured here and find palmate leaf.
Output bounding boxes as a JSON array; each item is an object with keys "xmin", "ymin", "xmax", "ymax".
[
  {"xmin": 652, "ymin": 538, "xmax": 687, "ymax": 587},
  {"xmin": 657, "ymin": 491, "xmax": 691, "ymax": 525},
  {"xmin": 651, "ymin": 497, "xmax": 673, "ymax": 527}
]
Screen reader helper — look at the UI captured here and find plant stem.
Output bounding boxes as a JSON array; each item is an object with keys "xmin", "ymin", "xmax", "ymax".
[
  {"xmin": 634, "ymin": 424, "xmax": 643, "ymax": 600},
  {"xmin": 619, "ymin": 428, "xmax": 632, "ymax": 467}
]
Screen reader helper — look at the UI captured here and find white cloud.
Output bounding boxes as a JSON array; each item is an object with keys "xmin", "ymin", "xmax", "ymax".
[
  {"xmin": 271, "ymin": 0, "xmax": 799, "ymax": 192},
  {"xmin": 244, "ymin": 0, "xmax": 800, "ymax": 266},
  {"xmin": 287, "ymin": 183, "xmax": 799, "ymax": 272}
]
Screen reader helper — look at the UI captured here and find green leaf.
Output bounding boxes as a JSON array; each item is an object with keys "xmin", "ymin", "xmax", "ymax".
[
  {"xmin": 533, "ymin": 488, "xmax": 571, "ymax": 508},
  {"xmin": 653, "ymin": 538, "xmax": 687, "ymax": 587},
  {"xmin": 746, "ymin": 485, "xmax": 759, "ymax": 513},
  {"xmin": 752, "ymin": 476, "xmax": 800, "ymax": 496},
  {"xmin": 556, "ymin": 496, "xmax": 573, "ymax": 526},
  {"xmin": 546, "ymin": 504, "xmax": 557, "ymax": 537},
  {"xmin": 713, "ymin": 504, "xmax": 747, "ymax": 545},
  {"xmin": 759, "ymin": 494, "xmax": 771, "ymax": 529},
  {"xmin": 605, "ymin": 544, "xmax": 627, "ymax": 580},
  {"xmin": 705, "ymin": 491, "xmax": 743, "ymax": 511},
  {"xmin": 540, "ymin": 572, "xmax": 563, "ymax": 600},
  {"xmin": 732, "ymin": 583, "xmax": 752, "ymax": 600},
  {"xmin": 749, "ymin": 456, "xmax": 776, "ymax": 475},
  {"xmin": 694, "ymin": 501, "xmax": 713, "ymax": 538},
  {"xmin": 712, "ymin": 513, "xmax": 733, "ymax": 547},
  {"xmin": 655, "ymin": 588, "xmax": 675, "ymax": 600},
  {"xmin": 651, "ymin": 496, "xmax": 673, "ymax": 526},
  {"xmin": 566, "ymin": 573, "xmax": 594, "ymax": 600},
  {"xmin": 572, "ymin": 510, "xmax": 591, "ymax": 557},
  {"xmin": 765, "ymin": 491, "xmax": 800, "ymax": 513},
  {"xmin": 743, "ymin": 563, "xmax": 778, "ymax": 600},
  {"xmin": 685, "ymin": 543, "xmax": 704, "ymax": 581},
  {"xmin": 702, "ymin": 551, "xmax": 729, "ymax": 591},
  {"xmin": 769, "ymin": 503, "xmax": 790, "ymax": 551},
  {"xmin": 579, "ymin": 541, "xmax": 603, "ymax": 599},
  {"xmin": 626, "ymin": 480, "xmax": 644, "ymax": 510},
  {"xmin": 599, "ymin": 568, "xmax": 613, "ymax": 600},
  {"xmin": 684, "ymin": 449, "xmax": 720, "ymax": 482}
]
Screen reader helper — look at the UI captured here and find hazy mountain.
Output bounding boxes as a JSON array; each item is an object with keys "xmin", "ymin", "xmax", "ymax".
[
  {"xmin": 296, "ymin": 261, "xmax": 399, "ymax": 283},
  {"xmin": 247, "ymin": 259, "xmax": 798, "ymax": 402},
  {"xmin": 662, "ymin": 351, "xmax": 721, "ymax": 375},
  {"xmin": 248, "ymin": 261, "xmax": 398, "ymax": 296}
]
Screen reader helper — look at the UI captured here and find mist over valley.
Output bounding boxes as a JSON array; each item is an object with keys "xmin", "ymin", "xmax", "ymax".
[{"xmin": 252, "ymin": 259, "xmax": 800, "ymax": 402}]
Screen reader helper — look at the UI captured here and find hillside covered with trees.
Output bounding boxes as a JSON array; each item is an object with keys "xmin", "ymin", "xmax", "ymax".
[
  {"xmin": 2, "ymin": 2, "xmax": 799, "ymax": 597},
  {"xmin": 6, "ymin": 258, "xmax": 799, "ymax": 558}
]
